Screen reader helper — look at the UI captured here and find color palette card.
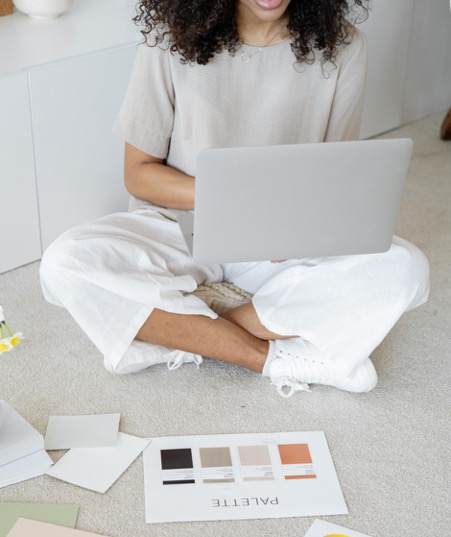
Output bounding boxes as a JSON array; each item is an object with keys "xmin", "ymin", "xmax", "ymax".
[
  {"xmin": 44, "ymin": 413, "xmax": 120, "ymax": 450},
  {"xmin": 46, "ymin": 432, "xmax": 150, "ymax": 493},
  {"xmin": 305, "ymin": 519, "xmax": 373, "ymax": 537},
  {"xmin": 143, "ymin": 431, "xmax": 347, "ymax": 523},
  {"xmin": 6, "ymin": 518, "xmax": 107, "ymax": 537},
  {"xmin": 0, "ymin": 502, "xmax": 78, "ymax": 537}
]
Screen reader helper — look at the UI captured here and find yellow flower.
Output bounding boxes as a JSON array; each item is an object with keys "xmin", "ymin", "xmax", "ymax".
[
  {"xmin": 0, "ymin": 332, "xmax": 23, "ymax": 353},
  {"xmin": 9, "ymin": 333, "xmax": 21, "ymax": 346},
  {"xmin": 0, "ymin": 305, "xmax": 23, "ymax": 353}
]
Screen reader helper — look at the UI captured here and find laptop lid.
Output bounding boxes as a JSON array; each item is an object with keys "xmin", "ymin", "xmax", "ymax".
[{"xmin": 187, "ymin": 138, "xmax": 412, "ymax": 264}]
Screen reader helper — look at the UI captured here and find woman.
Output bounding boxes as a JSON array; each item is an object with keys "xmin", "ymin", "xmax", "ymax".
[{"xmin": 40, "ymin": 0, "xmax": 429, "ymax": 397}]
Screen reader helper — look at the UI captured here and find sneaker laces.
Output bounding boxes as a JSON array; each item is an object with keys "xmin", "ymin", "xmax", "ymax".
[
  {"xmin": 167, "ymin": 350, "xmax": 202, "ymax": 371},
  {"xmin": 291, "ymin": 357, "xmax": 335, "ymax": 385},
  {"xmin": 271, "ymin": 341, "xmax": 336, "ymax": 397},
  {"xmin": 278, "ymin": 341, "xmax": 336, "ymax": 383}
]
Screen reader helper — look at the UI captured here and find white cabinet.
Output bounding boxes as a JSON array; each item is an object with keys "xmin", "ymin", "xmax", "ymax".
[
  {"xmin": 0, "ymin": 71, "xmax": 41, "ymax": 273},
  {"xmin": 0, "ymin": 0, "xmax": 138, "ymax": 273},
  {"xmin": 30, "ymin": 46, "xmax": 135, "ymax": 249}
]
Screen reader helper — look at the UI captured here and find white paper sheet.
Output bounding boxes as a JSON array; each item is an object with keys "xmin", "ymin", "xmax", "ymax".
[
  {"xmin": 143, "ymin": 431, "xmax": 347, "ymax": 523},
  {"xmin": 305, "ymin": 519, "xmax": 373, "ymax": 537},
  {"xmin": 44, "ymin": 413, "xmax": 120, "ymax": 450},
  {"xmin": 46, "ymin": 432, "xmax": 150, "ymax": 493},
  {"xmin": 0, "ymin": 449, "xmax": 53, "ymax": 488}
]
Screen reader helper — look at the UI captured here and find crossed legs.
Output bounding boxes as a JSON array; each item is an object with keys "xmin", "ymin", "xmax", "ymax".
[{"xmin": 136, "ymin": 303, "xmax": 296, "ymax": 373}]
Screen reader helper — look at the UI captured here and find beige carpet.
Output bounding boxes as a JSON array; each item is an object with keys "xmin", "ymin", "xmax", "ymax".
[{"xmin": 0, "ymin": 112, "xmax": 449, "ymax": 536}]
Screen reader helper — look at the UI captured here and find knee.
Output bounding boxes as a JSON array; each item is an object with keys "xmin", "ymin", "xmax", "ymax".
[
  {"xmin": 40, "ymin": 233, "xmax": 80, "ymax": 293},
  {"xmin": 391, "ymin": 237, "xmax": 430, "ymax": 309}
]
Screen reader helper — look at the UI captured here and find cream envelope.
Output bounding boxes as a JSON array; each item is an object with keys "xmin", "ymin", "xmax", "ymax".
[
  {"xmin": 6, "ymin": 518, "xmax": 106, "ymax": 537},
  {"xmin": 305, "ymin": 519, "xmax": 373, "ymax": 537},
  {"xmin": 0, "ymin": 449, "xmax": 52, "ymax": 488},
  {"xmin": 46, "ymin": 432, "xmax": 150, "ymax": 493},
  {"xmin": 44, "ymin": 413, "xmax": 120, "ymax": 450},
  {"xmin": 0, "ymin": 401, "xmax": 44, "ymax": 466}
]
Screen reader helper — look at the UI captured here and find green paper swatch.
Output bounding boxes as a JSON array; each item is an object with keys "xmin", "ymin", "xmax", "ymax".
[{"xmin": 0, "ymin": 503, "xmax": 78, "ymax": 537}]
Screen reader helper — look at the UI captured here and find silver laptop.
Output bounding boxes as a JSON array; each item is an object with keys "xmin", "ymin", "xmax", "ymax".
[{"xmin": 176, "ymin": 138, "xmax": 413, "ymax": 264}]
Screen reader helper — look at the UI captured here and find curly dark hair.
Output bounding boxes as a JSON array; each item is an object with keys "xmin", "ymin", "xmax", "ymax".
[{"xmin": 133, "ymin": 0, "xmax": 369, "ymax": 65}]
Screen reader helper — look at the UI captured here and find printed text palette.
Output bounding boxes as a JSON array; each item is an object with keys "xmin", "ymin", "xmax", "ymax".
[{"xmin": 144, "ymin": 431, "xmax": 347, "ymax": 523}]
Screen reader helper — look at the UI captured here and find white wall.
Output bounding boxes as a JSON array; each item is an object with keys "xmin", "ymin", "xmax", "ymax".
[
  {"xmin": 402, "ymin": 0, "xmax": 451, "ymax": 123},
  {"xmin": 359, "ymin": 0, "xmax": 451, "ymax": 138}
]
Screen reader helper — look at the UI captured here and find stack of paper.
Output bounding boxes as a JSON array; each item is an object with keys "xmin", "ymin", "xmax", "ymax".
[
  {"xmin": 44, "ymin": 413, "xmax": 150, "ymax": 493},
  {"xmin": 0, "ymin": 401, "xmax": 52, "ymax": 488}
]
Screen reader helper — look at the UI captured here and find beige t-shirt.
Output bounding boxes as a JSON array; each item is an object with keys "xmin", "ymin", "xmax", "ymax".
[{"xmin": 113, "ymin": 28, "xmax": 367, "ymax": 208}]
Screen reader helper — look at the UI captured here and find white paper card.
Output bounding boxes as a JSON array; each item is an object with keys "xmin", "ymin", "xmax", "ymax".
[
  {"xmin": 305, "ymin": 519, "xmax": 373, "ymax": 537},
  {"xmin": 143, "ymin": 431, "xmax": 347, "ymax": 523},
  {"xmin": 46, "ymin": 432, "xmax": 150, "ymax": 493},
  {"xmin": 44, "ymin": 413, "xmax": 120, "ymax": 450},
  {"xmin": 0, "ymin": 449, "xmax": 53, "ymax": 488}
]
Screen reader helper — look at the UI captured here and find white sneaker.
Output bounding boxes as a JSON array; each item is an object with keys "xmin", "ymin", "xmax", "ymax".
[
  {"xmin": 167, "ymin": 350, "xmax": 203, "ymax": 371},
  {"xmin": 269, "ymin": 339, "xmax": 377, "ymax": 397},
  {"xmin": 104, "ymin": 346, "xmax": 202, "ymax": 374}
]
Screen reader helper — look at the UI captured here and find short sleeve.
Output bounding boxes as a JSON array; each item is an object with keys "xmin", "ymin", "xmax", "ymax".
[
  {"xmin": 324, "ymin": 28, "xmax": 368, "ymax": 141},
  {"xmin": 113, "ymin": 43, "xmax": 175, "ymax": 158}
]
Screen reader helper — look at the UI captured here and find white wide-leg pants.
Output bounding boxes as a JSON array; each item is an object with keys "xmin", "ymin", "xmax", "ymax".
[{"xmin": 40, "ymin": 207, "xmax": 430, "ymax": 375}]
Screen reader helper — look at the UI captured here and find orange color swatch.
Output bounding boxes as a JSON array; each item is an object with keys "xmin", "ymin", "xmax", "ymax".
[
  {"xmin": 277, "ymin": 443, "xmax": 316, "ymax": 479},
  {"xmin": 278, "ymin": 444, "xmax": 313, "ymax": 464}
]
